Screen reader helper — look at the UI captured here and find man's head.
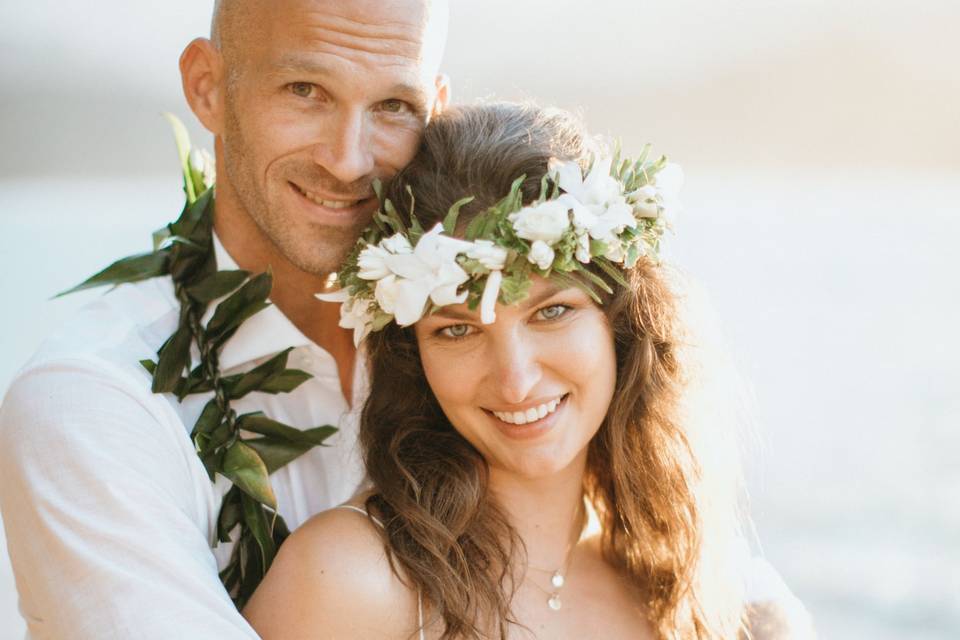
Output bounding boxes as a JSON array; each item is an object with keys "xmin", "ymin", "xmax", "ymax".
[{"xmin": 181, "ymin": 0, "xmax": 450, "ymax": 275}]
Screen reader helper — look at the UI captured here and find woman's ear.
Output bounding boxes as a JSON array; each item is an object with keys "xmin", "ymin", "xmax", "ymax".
[{"xmin": 180, "ymin": 38, "xmax": 226, "ymax": 135}]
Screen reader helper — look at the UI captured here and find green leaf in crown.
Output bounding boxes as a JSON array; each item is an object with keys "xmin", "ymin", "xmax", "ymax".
[
  {"xmin": 60, "ymin": 113, "xmax": 336, "ymax": 610},
  {"xmin": 317, "ymin": 138, "xmax": 683, "ymax": 347}
]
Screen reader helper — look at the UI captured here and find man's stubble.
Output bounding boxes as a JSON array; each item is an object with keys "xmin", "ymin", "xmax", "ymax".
[{"xmin": 220, "ymin": 93, "xmax": 367, "ymax": 277}]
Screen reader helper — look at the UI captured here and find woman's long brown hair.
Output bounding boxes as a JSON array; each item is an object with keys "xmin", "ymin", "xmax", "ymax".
[{"xmin": 360, "ymin": 103, "xmax": 747, "ymax": 639}]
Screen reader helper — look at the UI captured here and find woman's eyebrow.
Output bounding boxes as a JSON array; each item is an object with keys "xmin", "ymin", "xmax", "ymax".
[
  {"xmin": 519, "ymin": 283, "xmax": 565, "ymax": 310},
  {"xmin": 429, "ymin": 283, "xmax": 565, "ymax": 322},
  {"xmin": 430, "ymin": 307, "xmax": 476, "ymax": 321}
]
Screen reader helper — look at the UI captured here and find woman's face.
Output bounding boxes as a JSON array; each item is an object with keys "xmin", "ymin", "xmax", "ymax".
[{"xmin": 415, "ymin": 276, "xmax": 617, "ymax": 480}]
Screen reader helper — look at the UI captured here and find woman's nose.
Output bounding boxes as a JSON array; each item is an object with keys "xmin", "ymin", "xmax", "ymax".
[{"xmin": 490, "ymin": 329, "xmax": 542, "ymax": 405}]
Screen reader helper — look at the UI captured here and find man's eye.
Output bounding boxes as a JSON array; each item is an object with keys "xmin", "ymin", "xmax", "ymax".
[
  {"xmin": 439, "ymin": 324, "xmax": 473, "ymax": 339},
  {"xmin": 380, "ymin": 99, "xmax": 409, "ymax": 114},
  {"xmin": 289, "ymin": 82, "xmax": 316, "ymax": 99},
  {"xmin": 537, "ymin": 304, "xmax": 571, "ymax": 321}
]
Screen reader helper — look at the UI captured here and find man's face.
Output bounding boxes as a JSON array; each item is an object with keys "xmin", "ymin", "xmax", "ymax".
[{"xmin": 218, "ymin": 0, "xmax": 445, "ymax": 274}]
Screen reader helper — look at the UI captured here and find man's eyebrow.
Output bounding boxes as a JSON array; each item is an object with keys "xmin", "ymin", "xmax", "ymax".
[
  {"xmin": 268, "ymin": 56, "xmax": 428, "ymax": 103},
  {"xmin": 385, "ymin": 82, "xmax": 430, "ymax": 105},
  {"xmin": 270, "ymin": 54, "xmax": 331, "ymax": 75}
]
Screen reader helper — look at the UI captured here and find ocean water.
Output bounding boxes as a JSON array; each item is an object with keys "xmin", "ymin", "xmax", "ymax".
[{"xmin": 0, "ymin": 170, "xmax": 958, "ymax": 639}]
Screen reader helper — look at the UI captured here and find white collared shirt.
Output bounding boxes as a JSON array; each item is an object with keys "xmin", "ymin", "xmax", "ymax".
[{"xmin": 0, "ymin": 238, "xmax": 368, "ymax": 639}]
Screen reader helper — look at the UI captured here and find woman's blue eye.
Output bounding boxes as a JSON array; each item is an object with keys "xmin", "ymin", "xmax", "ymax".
[
  {"xmin": 538, "ymin": 304, "xmax": 570, "ymax": 321},
  {"xmin": 440, "ymin": 324, "xmax": 472, "ymax": 339}
]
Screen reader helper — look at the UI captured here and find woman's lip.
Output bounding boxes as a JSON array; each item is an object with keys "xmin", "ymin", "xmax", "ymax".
[
  {"xmin": 484, "ymin": 394, "xmax": 567, "ymax": 415},
  {"xmin": 485, "ymin": 395, "xmax": 569, "ymax": 441}
]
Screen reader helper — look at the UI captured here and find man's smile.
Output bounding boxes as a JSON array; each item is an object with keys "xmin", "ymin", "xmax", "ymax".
[{"xmin": 289, "ymin": 182, "xmax": 377, "ymax": 226}]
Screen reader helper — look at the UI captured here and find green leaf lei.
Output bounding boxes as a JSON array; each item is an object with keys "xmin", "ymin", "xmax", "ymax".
[{"xmin": 59, "ymin": 115, "xmax": 335, "ymax": 609}]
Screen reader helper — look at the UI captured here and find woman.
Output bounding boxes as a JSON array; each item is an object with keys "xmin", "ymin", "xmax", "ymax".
[{"xmin": 243, "ymin": 103, "xmax": 813, "ymax": 639}]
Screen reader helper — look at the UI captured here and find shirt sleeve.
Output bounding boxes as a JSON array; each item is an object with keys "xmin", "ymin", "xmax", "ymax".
[
  {"xmin": 743, "ymin": 556, "xmax": 817, "ymax": 639},
  {"xmin": 0, "ymin": 359, "xmax": 260, "ymax": 640}
]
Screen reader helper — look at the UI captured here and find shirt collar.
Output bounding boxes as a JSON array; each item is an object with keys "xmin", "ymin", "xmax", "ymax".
[{"xmin": 207, "ymin": 234, "xmax": 314, "ymax": 371}]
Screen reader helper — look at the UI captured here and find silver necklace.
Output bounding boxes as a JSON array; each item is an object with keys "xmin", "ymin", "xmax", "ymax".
[{"xmin": 524, "ymin": 504, "xmax": 586, "ymax": 611}]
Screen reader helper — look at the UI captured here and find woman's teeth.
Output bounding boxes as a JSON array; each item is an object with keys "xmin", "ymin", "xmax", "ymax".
[{"xmin": 492, "ymin": 397, "xmax": 563, "ymax": 425}]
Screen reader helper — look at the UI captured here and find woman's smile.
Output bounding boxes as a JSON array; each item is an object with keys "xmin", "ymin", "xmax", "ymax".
[
  {"xmin": 484, "ymin": 393, "xmax": 570, "ymax": 441},
  {"xmin": 416, "ymin": 278, "xmax": 617, "ymax": 479}
]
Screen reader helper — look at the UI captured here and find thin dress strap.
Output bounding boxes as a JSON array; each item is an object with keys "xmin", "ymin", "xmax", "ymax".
[
  {"xmin": 333, "ymin": 503, "xmax": 385, "ymax": 528},
  {"xmin": 332, "ymin": 505, "xmax": 426, "ymax": 639}
]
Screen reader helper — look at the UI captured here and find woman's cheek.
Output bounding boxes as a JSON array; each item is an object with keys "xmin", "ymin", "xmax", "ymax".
[
  {"xmin": 554, "ymin": 313, "xmax": 617, "ymax": 406},
  {"xmin": 419, "ymin": 341, "xmax": 478, "ymax": 415}
]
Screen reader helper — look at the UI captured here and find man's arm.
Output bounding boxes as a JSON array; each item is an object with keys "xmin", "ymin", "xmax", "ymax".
[{"xmin": 0, "ymin": 359, "xmax": 260, "ymax": 639}]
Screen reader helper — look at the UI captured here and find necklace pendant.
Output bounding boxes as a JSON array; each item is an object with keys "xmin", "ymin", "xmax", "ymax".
[
  {"xmin": 551, "ymin": 571, "xmax": 565, "ymax": 589},
  {"xmin": 548, "ymin": 593, "xmax": 562, "ymax": 611}
]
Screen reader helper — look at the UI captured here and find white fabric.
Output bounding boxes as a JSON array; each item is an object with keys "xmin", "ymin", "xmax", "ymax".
[{"xmin": 0, "ymin": 237, "xmax": 368, "ymax": 639}]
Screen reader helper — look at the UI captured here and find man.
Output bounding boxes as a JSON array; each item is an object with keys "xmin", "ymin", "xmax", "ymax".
[{"xmin": 0, "ymin": 1, "xmax": 449, "ymax": 637}]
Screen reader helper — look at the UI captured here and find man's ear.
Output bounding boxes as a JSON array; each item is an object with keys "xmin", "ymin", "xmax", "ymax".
[
  {"xmin": 180, "ymin": 38, "xmax": 226, "ymax": 135},
  {"xmin": 431, "ymin": 73, "xmax": 451, "ymax": 118}
]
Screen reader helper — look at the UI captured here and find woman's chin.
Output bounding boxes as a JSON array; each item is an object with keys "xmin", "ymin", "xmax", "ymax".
[{"xmin": 491, "ymin": 446, "xmax": 585, "ymax": 481}]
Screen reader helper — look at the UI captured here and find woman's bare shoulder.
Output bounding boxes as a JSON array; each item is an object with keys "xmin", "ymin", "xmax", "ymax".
[{"xmin": 243, "ymin": 505, "xmax": 420, "ymax": 640}]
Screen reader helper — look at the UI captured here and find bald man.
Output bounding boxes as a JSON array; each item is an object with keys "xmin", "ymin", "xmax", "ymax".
[{"xmin": 0, "ymin": 1, "xmax": 449, "ymax": 638}]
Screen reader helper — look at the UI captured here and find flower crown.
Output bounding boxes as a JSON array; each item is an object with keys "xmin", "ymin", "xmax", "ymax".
[{"xmin": 317, "ymin": 146, "xmax": 683, "ymax": 345}]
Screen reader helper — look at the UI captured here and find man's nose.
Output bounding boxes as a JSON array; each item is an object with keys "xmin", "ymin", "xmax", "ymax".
[
  {"xmin": 491, "ymin": 330, "xmax": 542, "ymax": 405},
  {"xmin": 312, "ymin": 108, "xmax": 375, "ymax": 186}
]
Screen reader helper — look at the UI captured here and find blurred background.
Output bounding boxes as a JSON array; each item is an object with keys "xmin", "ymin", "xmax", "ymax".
[{"xmin": 1, "ymin": 1, "xmax": 958, "ymax": 638}]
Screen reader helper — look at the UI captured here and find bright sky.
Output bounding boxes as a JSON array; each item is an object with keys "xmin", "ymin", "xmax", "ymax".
[{"xmin": 1, "ymin": 0, "xmax": 957, "ymax": 175}]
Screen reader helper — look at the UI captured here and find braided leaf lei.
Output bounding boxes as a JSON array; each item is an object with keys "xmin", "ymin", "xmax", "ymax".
[{"xmin": 59, "ymin": 115, "xmax": 334, "ymax": 608}]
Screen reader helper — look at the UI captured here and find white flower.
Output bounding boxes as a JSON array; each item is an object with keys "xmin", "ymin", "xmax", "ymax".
[
  {"xmin": 552, "ymin": 157, "xmax": 619, "ymax": 212},
  {"xmin": 357, "ymin": 233, "xmax": 413, "ymax": 281},
  {"xmin": 552, "ymin": 157, "xmax": 636, "ymax": 243},
  {"xmin": 314, "ymin": 289, "xmax": 350, "ymax": 304},
  {"xmin": 479, "ymin": 270, "xmax": 503, "ymax": 324},
  {"xmin": 527, "ymin": 240, "xmax": 555, "ymax": 271},
  {"xmin": 375, "ymin": 224, "xmax": 473, "ymax": 326},
  {"xmin": 356, "ymin": 245, "xmax": 392, "ymax": 280},
  {"xmin": 629, "ymin": 163, "xmax": 684, "ymax": 222},
  {"xmin": 587, "ymin": 198, "xmax": 635, "ymax": 239},
  {"xmin": 189, "ymin": 148, "xmax": 216, "ymax": 190},
  {"xmin": 575, "ymin": 231, "xmax": 592, "ymax": 263},
  {"xmin": 315, "ymin": 289, "xmax": 373, "ymax": 346},
  {"xmin": 631, "ymin": 185, "xmax": 660, "ymax": 218},
  {"xmin": 380, "ymin": 233, "xmax": 413, "ymax": 255},
  {"xmin": 508, "ymin": 199, "xmax": 571, "ymax": 245},
  {"xmin": 341, "ymin": 300, "xmax": 375, "ymax": 346},
  {"xmin": 580, "ymin": 157, "xmax": 623, "ymax": 207},
  {"xmin": 374, "ymin": 274, "xmax": 401, "ymax": 315},
  {"xmin": 603, "ymin": 239, "xmax": 626, "ymax": 263},
  {"xmin": 466, "ymin": 240, "xmax": 509, "ymax": 271}
]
